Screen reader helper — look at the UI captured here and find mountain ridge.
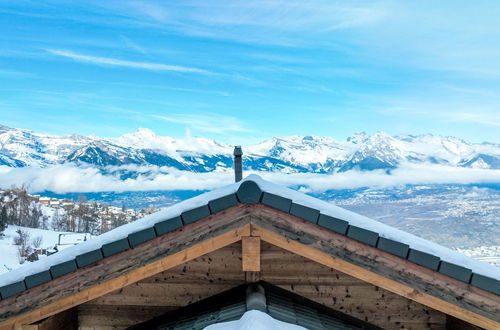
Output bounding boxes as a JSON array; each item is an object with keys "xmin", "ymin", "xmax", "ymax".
[{"xmin": 0, "ymin": 125, "xmax": 499, "ymax": 173}]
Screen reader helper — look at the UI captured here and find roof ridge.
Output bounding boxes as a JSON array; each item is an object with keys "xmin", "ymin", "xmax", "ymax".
[{"xmin": 0, "ymin": 175, "xmax": 499, "ymax": 300}]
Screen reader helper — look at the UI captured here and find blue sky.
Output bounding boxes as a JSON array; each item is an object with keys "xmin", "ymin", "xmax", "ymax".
[{"xmin": 1, "ymin": 0, "xmax": 500, "ymax": 144}]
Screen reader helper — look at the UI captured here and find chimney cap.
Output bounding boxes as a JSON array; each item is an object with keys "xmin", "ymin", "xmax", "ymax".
[{"xmin": 233, "ymin": 146, "xmax": 243, "ymax": 156}]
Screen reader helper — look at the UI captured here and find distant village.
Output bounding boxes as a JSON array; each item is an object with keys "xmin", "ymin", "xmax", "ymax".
[
  {"xmin": 34, "ymin": 195, "xmax": 156, "ymax": 227},
  {"xmin": 0, "ymin": 187, "xmax": 159, "ymax": 265},
  {"xmin": 0, "ymin": 187, "xmax": 157, "ymax": 235}
]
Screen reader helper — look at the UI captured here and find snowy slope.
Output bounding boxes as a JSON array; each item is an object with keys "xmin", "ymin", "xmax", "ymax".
[
  {"xmin": 0, "ymin": 225, "xmax": 70, "ymax": 275},
  {"xmin": 114, "ymin": 128, "xmax": 231, "ymax": 157}
]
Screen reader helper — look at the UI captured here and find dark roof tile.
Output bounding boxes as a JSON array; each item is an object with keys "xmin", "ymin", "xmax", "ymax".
[
  {"xmin": 407, "ymin": 249, "xmax": 440, "ymax": 270},
  {"xmin": 102, "ymin": 238, "xmax": 130, "ymax": 257},
  {"xmin": 0, "ymin": 280, "xmax": 26, "ymax": 299},
  {"xmin": 50, "ymin": 259, "xmax": 77, "ymax": 279},
  {"xmin": 290, "ymin": 203, "xmax": 320, "ymax": 224},
  {"xmin": 76, "ymin": 249, "xmax": 103, "ymax": 268},
  {"xmin": 376, "ymin": 237, "xmax": 409, "ymax": 258},
  {"xmin": 154, "ymin": 216, "xmax": 183, "ymax": 236},
  {"xmin": 128, "ymin": 227, "xmax": 156, "ymax": 248},
  {"xmin": 438, "ymin": 261, "xmax": 472, "ymax": 283},
  {"xmin": 182, "ymin": 205, "xmax": 211, "ymax": 225},
  {"xmin": 24, "ymin": 270, "xmax": 52, "ymax": 289},
  {"xmin": 317, "ymin": 214, "xmax": 348, "ymax": 235},
  {"xmin": 236, "ymin": 180, "xmax": 262, "ymax": 204},
  {"xmin": 261, "ymin": 192, "xmax": 292, "ymax": 213},
  {"xmin": 208, "ymin": 194, "xmax": 238, "ymax": 214},
  {"xmin": 470, "ymin": 273, "xmax": 500, "ymax": 295},
  {"xmin": 347, "ymin": 225, "xmax": 379, "ymax": 247}
]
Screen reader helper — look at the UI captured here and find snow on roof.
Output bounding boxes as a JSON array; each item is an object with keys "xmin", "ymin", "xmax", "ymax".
[
  {"xmin": 0, "ymin": 179, "xmax": 241, "ymax": 288},
  {"xmin": 0, "ymin": 174, "xmax": 499, "ymax": 290},
  {"xmin": 254, "ymin": 175, "xmax": 500, "ymax": 281},
  {"xmin": 205, "ymin": 310, "xmax": 306, "ymax": 330}
]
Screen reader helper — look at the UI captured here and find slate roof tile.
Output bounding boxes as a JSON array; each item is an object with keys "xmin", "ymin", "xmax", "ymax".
[
  {"xmin": 290, "ymin": 203, "xmax": 320, "ymax": 224},
  {"xmin": 182, "ymin": 205, "xmax": 211, "ymax": 225},
  {"xmin": 128, "ymin": 227, "xmax": 156, "ymax": 248},
  {"xmin": 154, "ymin": 216, "xmax": 183, "ymax": 236},
  {"xmin": 408, "ymin": 249, "xmax": 440, "ymax": 270},
  {"xmin": 347, "ymin": 225, "xmax": 379, "ymax": 247},
  {"xmin": 261, "ymin": 192, "xmax": 292, "ymax": 213}
]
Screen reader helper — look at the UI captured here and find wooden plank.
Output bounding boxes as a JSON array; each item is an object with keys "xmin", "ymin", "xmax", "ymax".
[
  {"xmin": 242, "ymin": 236, "xmax": 260, "ymax": 272},
  {"xmin": 140, "ymin": 244, "xmax": 244, "ymax": 285},
  {"xmin": 88, "ymin": 283, "xmax": 237, "ymax": 306},
  {"xmin": 251, "ymin": 223, "xmax": 500, "ymax": 330},
  {"xmin": 21, "ymin": 309, "xmax": 77, "ymax": 330},
  {"xmin": 0, "ymin": 221, "xmax": 251, "ymax": 330},
  {"xmin": 78, "ymin": 305, "xmax": 174, "ymax": 330}
]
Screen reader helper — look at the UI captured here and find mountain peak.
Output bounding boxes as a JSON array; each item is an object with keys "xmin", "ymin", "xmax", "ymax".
[
  {"xmin": 133, "ymin": 127, "xmax": 157, "ymax": 137},
  {"xmin": 347, "ymin": 131, "xmax": 368, "ymax": 144}
]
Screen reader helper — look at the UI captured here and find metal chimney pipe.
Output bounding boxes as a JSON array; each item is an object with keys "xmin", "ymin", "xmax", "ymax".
[{"xmin": 234, "ymin": 146, "xmax": 243, "ymax": 182}]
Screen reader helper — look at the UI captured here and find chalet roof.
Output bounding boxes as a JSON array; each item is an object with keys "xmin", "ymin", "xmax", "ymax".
[{"xmin": 0, "ymin": 175, "xmax": 499, "ymax": 300}]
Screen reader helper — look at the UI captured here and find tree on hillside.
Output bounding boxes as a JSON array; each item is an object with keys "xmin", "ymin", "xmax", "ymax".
[
  {"xmin": 52, "ymin": 208, "xmax": 65, "ymax": 231},
  {"xmin": 0, "ymin": 206, "xmax": 7, "ymax": 234},
  {"xmin": 14, "ymin": 229, "xmax": 31, "ymax": 264}
]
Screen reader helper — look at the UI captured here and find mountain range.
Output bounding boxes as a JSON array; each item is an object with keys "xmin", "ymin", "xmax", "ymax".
[{"xmin": 1, "ymin": 124, "xmax": 499, "ymax": 172}]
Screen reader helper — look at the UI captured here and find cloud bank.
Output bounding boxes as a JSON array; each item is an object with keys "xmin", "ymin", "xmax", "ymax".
[{"xmin": 1, "ymin": 164, "xmax": 500, "ymax": 194}]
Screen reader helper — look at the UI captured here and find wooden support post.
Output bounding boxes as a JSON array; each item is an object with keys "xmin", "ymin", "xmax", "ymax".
[
  {"xmin": 245, "ymin": 271, "xmax": 260, "ymax": 283},
  {"xmin": 242, "ymin": 236, "xmax": 260, "ymax": 272}
]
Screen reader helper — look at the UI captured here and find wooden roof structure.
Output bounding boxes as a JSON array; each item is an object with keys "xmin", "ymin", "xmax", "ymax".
[{"xmin": 0, "ymin": 176, "xmax": 499, "ymax": 329}]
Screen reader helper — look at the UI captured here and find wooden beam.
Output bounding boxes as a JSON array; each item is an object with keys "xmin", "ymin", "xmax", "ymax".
[
  {"xmin": 242, "ymin": 236, "xmax": 260, "ymax": 272},
  {"xmin": 252, "ymin": 224, "xmax": 500, "ymax": 330},
  {"xmin": 20, "ymin": 308, "xmax": 77, "ymax": 330},
  {"xmin": 0, "ymin": 223, "xmax": 251, "ymax": 330}
]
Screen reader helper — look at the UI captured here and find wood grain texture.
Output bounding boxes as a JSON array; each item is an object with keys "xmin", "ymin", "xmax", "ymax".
[
  {"xmin": 78, "ymin": 305, "xmax": 174, "ymax": 330},
  {"xmin": 21, "ymin": 309, "xmax": 77, "ymax": 330},
  {"xmin": 242, "ymin": 236, "xmax": 260, "ymax": 271}
]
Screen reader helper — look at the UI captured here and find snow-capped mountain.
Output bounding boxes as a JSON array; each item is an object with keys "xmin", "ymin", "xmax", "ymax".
[{"xmin": 1, "ymin": 124, "xmax": 499, "ymax": 172}]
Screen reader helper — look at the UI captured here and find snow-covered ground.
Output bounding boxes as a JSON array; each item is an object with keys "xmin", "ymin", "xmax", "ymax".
[
  {"xmin": 205, "ymin": 310, "xmax": 306, "ymax": 330},
  {"xmin": 0, "ymin": 225, "xmax": 69, "ymax": 275}
]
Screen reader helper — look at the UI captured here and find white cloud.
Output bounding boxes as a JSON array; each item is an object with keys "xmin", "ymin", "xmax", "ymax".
[
  {"xmin": 153, "ymin": 113, "xmax": 253, "ymax": 134},
  {"xmin": 126, "ymin": 1, "xmax": 170, "ymax": 22},
  {"xmin": 1, "ymin": 163, "xmax": 499, "ymax": 194},
  {"xmin": 0, "ymin": 165, "xmax": 233, "ymax": 193},
  {"xmin": 256, "ymin": 164, "xmax": 500, "ymax": 191},
  {"xmin": 47, "ymin": 49, "xmax": 211, "ymax": 74},
  {"xmin": 113, "ymin": 0, "xmax": 388, "ymax": 47}
]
